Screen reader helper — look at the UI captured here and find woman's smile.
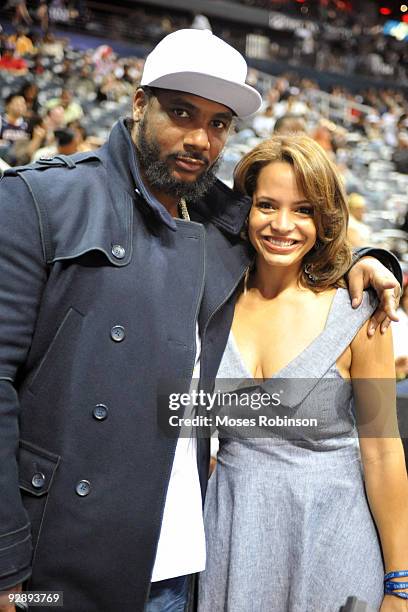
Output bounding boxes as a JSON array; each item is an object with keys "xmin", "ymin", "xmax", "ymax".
[{"xmin": 260, "ymin": 235, "xmax": 302, "ymax": 253}]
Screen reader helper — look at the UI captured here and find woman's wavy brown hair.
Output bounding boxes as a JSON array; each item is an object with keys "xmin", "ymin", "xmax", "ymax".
[{"xmin": 233, "ymin": 134, "xmax": 352, "ymax": 292}]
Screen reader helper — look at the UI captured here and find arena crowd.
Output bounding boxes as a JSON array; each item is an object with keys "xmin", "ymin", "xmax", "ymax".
[{"xmin": 1, "ymin": 3, "xmax": 408, "ymax": 387}]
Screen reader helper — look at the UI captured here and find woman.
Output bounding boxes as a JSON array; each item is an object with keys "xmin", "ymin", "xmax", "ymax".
[
  {"xmin": 19, "ymin": 81, "xmax": 40, "ymax": 117},
  {"xmin": 198, "ymin": 135, "xmax": 408, "ymax": 611}
]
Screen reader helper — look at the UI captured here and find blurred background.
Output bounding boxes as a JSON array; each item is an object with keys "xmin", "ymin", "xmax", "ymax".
[{"xmin": 2, "ymin": 0, "xmax": 408, "ymax": 382}]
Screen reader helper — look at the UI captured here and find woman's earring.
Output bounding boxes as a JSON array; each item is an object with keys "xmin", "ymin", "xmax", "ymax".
[
  {"xmin": 304, "ymin": 264, "xmax": 317, "ymax": 283},
  {"xmin": 243, "ymin": 265, "xmax": 251, "ymax": 295}
]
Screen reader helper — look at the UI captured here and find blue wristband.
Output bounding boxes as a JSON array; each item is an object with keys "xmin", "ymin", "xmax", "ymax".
[
  {"xmin": 384, "ymin": 570, "xmax": 408, "ymax": 581},
  {"xmin": 385, "ymin": 591, "xmax": 408, "ymax": 600},
  {"xmin": 385, "ymin": 581, "xmax": 408, "ymax": 591}
]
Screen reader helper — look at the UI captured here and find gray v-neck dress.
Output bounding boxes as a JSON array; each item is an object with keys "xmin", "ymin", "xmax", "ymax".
[{"xmin": 198, "ymin": 288, "xmax": 384, "ymax": 612}]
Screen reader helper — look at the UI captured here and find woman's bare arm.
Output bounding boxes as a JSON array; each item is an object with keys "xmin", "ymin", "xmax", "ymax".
[{"xmin": 351, "ymin": 320, "xmax": 408, "ymax": 607}]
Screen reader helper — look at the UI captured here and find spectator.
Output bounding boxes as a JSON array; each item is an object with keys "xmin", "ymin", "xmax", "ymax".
[
  {"xmin": 46, "ymin": 89, "xmax": 84, "ymax": 124},
  {"xmin": 0, "ymin": 93, "xmax": 29, "ymax": 146},
  {"xmin": 32, "ymin": 135, "xmax": 57, "ymax": 162},
  {"xmin": 286, "ymin": 94, "xmax": 309, "ymax": 116},
  {"xmin": 392, "ymin": 131, "xmax": 408, "ymax": 175},
  {"xmin": 382, "ymin": 105, "xmax": 400, "ymax": 148},
  {"xmin": 18, "ymin": 81, "xmax": 40, "ymax": 117},
  {"xmin": 55, "ymin": 128, "xmax": 81, "ymax": 155},
  {"xmin": 32, "ymin": 108, "xmax": 66, "ymax": 161},
  {"xmin": 9, "ymin": 29, "xmax": 36, "ymax": 56},
  {"xmin": 9, "ymin": 0, "xmax": 32, "ymax": 27},
  {"xmin": 9, "ymin": 115, "xmax": 47, "ymax": 165},
  {"xmin": 67, "ymin": 121, "xmax": 103, "ymax": 152},
  {"xmin": 252, "ymin": 105, "xmax": 275, "ymax": 138},
  {"xmin": 40, "ymin": 32, "xmax": 65, "ymax": 61},
  {"xmin": 122, "ymin": 63, "xmax": 136, "ymax": 85},
  {"xmin": 0, "ymin": 48, "xmax": 28, "ymax": 73},
  {"xmin": 347, "ymin": 193, "xmax": 373, "ymax": 248},
  {"xmin": 96, "ymin": 73, "xmax": 129, "ymax": 102},
  {"xmin": 36, "ymin": 0, "xmax": 49, "ymax": 33},
  {"xmin": 92, "ymin": 45, "xmax": 116, "ymax": 78},
  {"xmin": 43, "ymin": 105, "xmax": 66, "ymax": 134},
  {"xmin": 274, "ymin": 113, "xmax": 307, "ymax": 134},
  {"xmin": 32, "ymin": 126, "xmax": 80, "ymax": 161},
  {"xmin": 313, "ymin": 121, "xmax": 335, "ymax": 154}
]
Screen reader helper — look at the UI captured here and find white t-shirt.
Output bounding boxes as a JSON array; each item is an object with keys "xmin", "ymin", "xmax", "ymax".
[{"xmin": 151, "ymin": 326, "xmax": 206, "ymax": 582}]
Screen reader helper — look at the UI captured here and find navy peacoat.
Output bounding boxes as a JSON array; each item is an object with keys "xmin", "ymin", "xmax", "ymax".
[{"xmin": 0, "ymin": 120, "xmax": 253, "ymax": 611}]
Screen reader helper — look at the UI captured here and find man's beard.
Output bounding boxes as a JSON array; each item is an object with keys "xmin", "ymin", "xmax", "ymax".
[{"xmin": 135, "ymin": 117, "xmax": 221, "ymax": 203}]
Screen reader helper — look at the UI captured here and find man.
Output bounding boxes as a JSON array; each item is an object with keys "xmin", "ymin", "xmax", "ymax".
[
  {"xmin": 0, "ymin": 94, "xmax": 30, "ymax": 146},
  {"xmin": 33, "ymin": 128, "xmax": 81, "ymax": 162},
  {"xmin": 0, "ymin": 29, "xmax": 401, "ymax": 612},
  {"xmin": 46, "ymin": 89, "xmax": 83, "ymax": 125}
]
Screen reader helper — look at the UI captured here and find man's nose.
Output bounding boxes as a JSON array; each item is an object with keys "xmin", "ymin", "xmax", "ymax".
[
  {"xmin": 184, "ymin": 128, "xmax": 210, "ymax": 152},
  {"xmin": 270, "ymin": 209, "xmax": 295, "ymax": 233}
]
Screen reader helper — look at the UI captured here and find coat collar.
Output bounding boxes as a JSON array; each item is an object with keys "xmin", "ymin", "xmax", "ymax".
[
  {"xmin": 191, "ymin": 177, "xmax": 251, "ymax": 237},
  {"xmin": 99, "ymin": 119, "xmax": 251, "ymax": 236}
]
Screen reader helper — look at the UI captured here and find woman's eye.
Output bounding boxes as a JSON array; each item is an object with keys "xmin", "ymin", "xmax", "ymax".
[
  {"xmin": 256, "ymin": 202, "xmax": 276, "ymax": 210},
  {"xmin": 297, "ymin": 207, "xmax": 313, "ymax": 215}
]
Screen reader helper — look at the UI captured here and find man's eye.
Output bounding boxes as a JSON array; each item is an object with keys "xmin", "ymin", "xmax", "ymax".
[
  {"xmin": 212, "ymin": 120, "xmax": 228, "ymax": 129},
  {"xmin": 172, "ymin": 108, "xmax": 190, "ymax": 118}
]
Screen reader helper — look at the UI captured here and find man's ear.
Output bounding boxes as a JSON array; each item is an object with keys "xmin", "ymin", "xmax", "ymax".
[{"xmin": 133, "ymin": 88, "xmax": 148, "ymax": 122}]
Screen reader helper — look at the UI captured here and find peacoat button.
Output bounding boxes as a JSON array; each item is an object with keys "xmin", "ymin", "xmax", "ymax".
[
  {"xmin": 93, "ymin": 404, "xmax": 108, "ymax": 420},
  {"xmin": 32, "ymin": 472, "xmax": 46, "ymax": 489},
  {"xmin": 76, "ymin": 480, "xmax": 91, "ymax": 497},
  {"xmin": 111, "ymin": 325, "xmax": 125, "ymax": 342},
  {"xmin": 111, "ymin": 244, "xmax": 126, "ymax": 259}
]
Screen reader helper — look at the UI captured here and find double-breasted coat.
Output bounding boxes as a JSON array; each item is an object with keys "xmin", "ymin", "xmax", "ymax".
[{"xmin": 0, "ymin": 120, "xmax": 254, "ymax": 611}]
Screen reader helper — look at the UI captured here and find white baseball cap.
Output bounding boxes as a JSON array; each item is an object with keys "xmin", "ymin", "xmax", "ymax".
[{"xmin": 140, "ymin": 29, "xmax": 262, "ymax": 118}]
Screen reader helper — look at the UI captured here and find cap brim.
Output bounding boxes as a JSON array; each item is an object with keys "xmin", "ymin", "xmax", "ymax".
[{"xmin": 141, "ymin": 71, "xmax": 262, "ymax": 118}]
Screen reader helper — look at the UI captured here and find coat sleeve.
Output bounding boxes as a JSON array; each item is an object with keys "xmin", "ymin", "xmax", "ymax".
[
  {"xmin": 352, "ymin": 246, "xmax": 403, "ymax": 288},
  {"xmin": 0, "ymin": 174, "xmax": 48, "ymax": 589}
]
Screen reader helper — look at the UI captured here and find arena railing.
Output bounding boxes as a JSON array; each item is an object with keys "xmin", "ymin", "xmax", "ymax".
[{"xmin": 252, "ymin": 69, "xmax": 375, "ymax": 126}]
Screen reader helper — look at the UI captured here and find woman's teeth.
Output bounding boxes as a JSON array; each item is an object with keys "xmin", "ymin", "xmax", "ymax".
[{"xmin": 264, "ymin": 238, "xmax": 296, "ymax": 247}]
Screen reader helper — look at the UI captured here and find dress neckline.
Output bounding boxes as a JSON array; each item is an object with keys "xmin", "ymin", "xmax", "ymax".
[{"xmin": 230, "ymin": 288, "xmax": 341, "ymax": 381}]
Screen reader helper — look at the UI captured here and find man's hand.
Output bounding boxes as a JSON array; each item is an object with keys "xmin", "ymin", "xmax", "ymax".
[
  {"xmin": 347, "ymin": 256, "xmax": 401, "ymax": 336},
  {"xmin": 0, "ymin": 583, "xmax": 22, "ymax": 612},
  {"xmin": 31, "ymin": 125, "xmax": 47, "ymax": 144}
]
